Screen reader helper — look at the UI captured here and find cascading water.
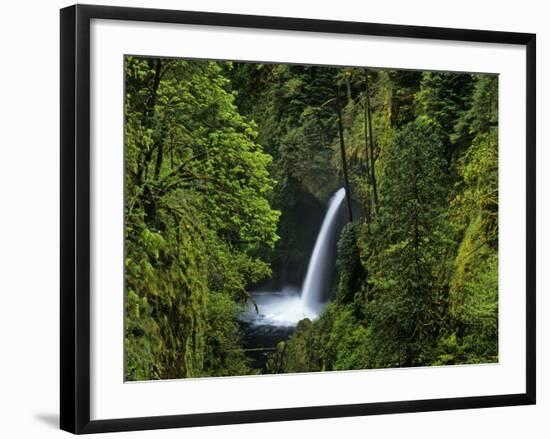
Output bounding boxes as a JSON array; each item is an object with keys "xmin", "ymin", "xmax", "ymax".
[
  {"xmin": 301, "ymin": 188, "xmax": 346, "ymax": 314},
  {"xmin": 239, "ymin": 187, "xmax": 346, "ymax": 369},
  {"xmin": 239, "ymin": 187, "xmax": 346, "ymax": 329}
]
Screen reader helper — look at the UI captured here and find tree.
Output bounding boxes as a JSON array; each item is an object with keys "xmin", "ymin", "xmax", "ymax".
[
  {"xmin": 124, "ymin": 57, "xmax": 280, "ymax": 379},
  {"xmin": 364, "ymin": 118, "xmax": 449, "ymax": 366},
  {"xmin": 416, "ymin": 71, "xmax": 475, "ymax": 161}
]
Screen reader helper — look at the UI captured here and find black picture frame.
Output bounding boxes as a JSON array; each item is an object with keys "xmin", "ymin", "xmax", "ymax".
[{"xmin": 60, "ymin": 4, "xmax": 536, "ymax": 434}]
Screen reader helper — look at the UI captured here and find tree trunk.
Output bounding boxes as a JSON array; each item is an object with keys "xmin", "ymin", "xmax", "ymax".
[
  {"xmin": 154, "ymin": 141, "xmax": 163, "ymax": 181},
  {"xmin": 335, "ymin": 85, "xmax": 353, "ymax": 222},
  {"xmin": 363, "ymin": 82, "xmax": 372, "ymax": 226},
  {"xmin": 136, "ymin": 58, "xmax": 163, "ymax": 185},
  {"xmin": 364, "ymin": 69, "xmax": 379, "ymax": 211}
]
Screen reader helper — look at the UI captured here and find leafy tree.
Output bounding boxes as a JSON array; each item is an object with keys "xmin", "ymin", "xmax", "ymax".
[{"xmin": 125, "ymin": 57, "xmax": 279, "ymax": 380}]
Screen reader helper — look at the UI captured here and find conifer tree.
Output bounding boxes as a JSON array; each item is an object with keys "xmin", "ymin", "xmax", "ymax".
[{"xmin": 365, "ymin": 119, "xmax": 449, "ymax": 366}]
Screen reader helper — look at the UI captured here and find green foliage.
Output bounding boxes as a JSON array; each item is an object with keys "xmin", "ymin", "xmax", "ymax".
[
  {"xmin": 445, "ymin": 218, "xmax": 498, "ymax": 364},
  {"xmin": 125, "ymin": 57, "xmax": 280, "ymax": 380},
  {"xmin": 443, "ymin": 74, "xmax": 499, "ymax": 364},
  {"xmin": 361, "ymin": 119, "xmax": 450, "ymax": 366},
  {"xmin": 335, "ymin": 223, "xmax": 365, "ymax": 307},
  {"xmin": 203, "ymin": 292, "xmax": 254, "ymax": 376},
  {"xmin": 452, "ymin": 75, "xmax": 499, "ymax": 247},
  {"xmin": 125, "ymin": 56, "xmax": 499, "ymax": 378},
  {"xmin": 416, "ymin": 71, "xmax": 475, "ymax": 159},
  {"xmin": 266, "ymin": 303, "xmax": 375, "ymax": 374},
  {"xmin": 267, "ymin": 69, "xmax": 498, "ymax": 373},
  {"xmin": 226, "ymin": 63, "xmax": 344, "ymax": 286},
  {"xmin": 267, "ymin": 319, "xmax": 315, "ymax": 373},
  {"xmin": 228, "ymin": 64, "xmax": 341, "ymax": 202}
]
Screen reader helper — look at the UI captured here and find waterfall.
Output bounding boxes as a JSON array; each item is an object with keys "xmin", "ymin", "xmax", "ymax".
[{"xmin": 301, "ymin": 188, "xmax": 346, "ymax": 313}]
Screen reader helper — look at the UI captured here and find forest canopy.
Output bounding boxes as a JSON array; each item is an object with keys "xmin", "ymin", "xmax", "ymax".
[{"xmin": 124, "ymin": 56, "xmax": 498, "ymax": 380}]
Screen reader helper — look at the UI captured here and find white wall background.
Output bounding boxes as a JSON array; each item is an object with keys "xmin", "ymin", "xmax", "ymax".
[{"xmin": 0, "ymin": 0, "xmax": 546, "ymax": 437}]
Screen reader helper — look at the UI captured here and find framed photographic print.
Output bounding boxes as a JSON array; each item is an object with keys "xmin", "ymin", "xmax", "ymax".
[{"xmin": 60, "ymin": 4, "xmax": 536, "ymax": 434}]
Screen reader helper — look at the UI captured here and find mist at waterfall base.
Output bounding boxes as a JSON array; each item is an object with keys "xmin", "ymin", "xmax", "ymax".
[{"xmin": 239, "ymin": 188, "xmax": 346, "ymax": 369}]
